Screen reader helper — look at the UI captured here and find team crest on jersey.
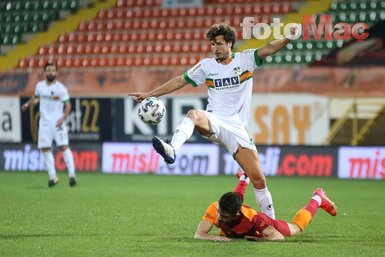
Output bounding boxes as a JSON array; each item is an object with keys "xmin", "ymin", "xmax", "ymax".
[
  {"xmin": 50, "ymin": 91, "xmax": 60, "ymax": 101},
  {"xmin": 233, "ymin": 67, "xmax": 242, "ymax": 75}
]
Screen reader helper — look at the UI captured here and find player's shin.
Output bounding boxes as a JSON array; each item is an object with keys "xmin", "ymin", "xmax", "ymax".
[
  {"xmin": 63, "ymin": 148, "xmax": 76, "ymax": 177},
  {"xmin": 170, "ymin": 117, "xmax": 194, "ymax": 152},
  {"xmin": 292, "ymin": 209, "xmax": 313, "ymax": 231},
  {"xmin": 43, "ymin": 151, "xmax": 57, "ymax": 180},
  {"xmin": 292, "ymin": 197, "xmax": 320, "ymax": 231},
  {"xmin": 254, "ymin": 187, "xmax": 275, "ymax": 219}
]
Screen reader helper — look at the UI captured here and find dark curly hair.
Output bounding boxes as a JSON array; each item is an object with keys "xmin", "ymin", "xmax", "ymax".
[
  {"xmin": 44, "ymin": 62, "xmax": 57, "ymax": 71},
  {"xmin": 218, "ymin": 192, "xmax": 242, "ymax": 215},
  {"xmin": 206, "ymin": 23, "xmax": 237, "ymax": 50}
]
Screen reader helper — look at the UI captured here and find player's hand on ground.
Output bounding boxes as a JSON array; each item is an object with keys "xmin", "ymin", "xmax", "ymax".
[
  {"xmin": 128, "ymin": 92, "xmax": 150, "ymax": 103},
  {"xmin": 244, "ymin": 235, "xmax": 263, "ymax": 242},
  {"xmin": 212, "ymin": 236, "xmax": 231, "ymax": 242}
]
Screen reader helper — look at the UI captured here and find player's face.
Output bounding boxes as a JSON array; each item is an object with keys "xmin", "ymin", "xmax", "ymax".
[
  {"xmin": 217, "ymin": 208, "xmax": 239, "ymax": 223},
  {"xmin": 210, "ymin": 35, "xmax": 231, "ymax": 62},
  {"xmin": 44, "ymin": 65, "xmax": 57, "ymax": 83}
]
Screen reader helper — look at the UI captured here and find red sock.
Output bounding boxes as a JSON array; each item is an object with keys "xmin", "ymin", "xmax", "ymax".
[
  {"xmin": 234, "ymin": 181, "xmax": 248, "ymax": 202},
  {"xmin": 304, "ymin": 199, "xmax": 319, "ymax": 216}
]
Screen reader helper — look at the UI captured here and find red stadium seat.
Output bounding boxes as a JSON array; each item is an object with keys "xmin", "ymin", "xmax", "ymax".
[
  {"xmin": 154, "ymin": 43, "xmax": 165, "ymax": 53},
  {"xmin": 38, "ymin": 46, "xmax": 48, "ymax": 55},
  {"xmin": 161, "ymin": 56, "xmax": 171, "ymax": 65},
  {"xmin": 151, "ymin": 56, "xmax": 162, "ymax": 66},
  {"xmin": 134, "ymin": 57, "xmax": 144, "ymax": 66},
  {"xmin": 110, "ymin": 43, "xmax": 119, "ymax": 54},
  {"xmin": 56, "ymin": 57, "xmax": 65, "ymax": 67},
  {"xmin": 81, "ymin": 58, "xmax": 92, "ymax": 67},
  {"xmin": 58, "ymin": 33, "xmax": 69, "ymax": 43},
  {"xmin": 101, "ymin": 45, "xmax": 111, "ymax": 54},
  {"xmin": 84, "ymin": 44, "xmax": 93, "ymax": 54},
  {"xmin": 97, "ymin": 10, "xmax": 108, "ymax": 19},
  {"xmin": 25, "ymin": 0, "xmax": 295, "ymax": 70},
  {"xmin": 75, "ymin": 45, "xmax": 85, "ymax": 54},
  {"xmin": 145, "ymin": 44, "xmax": 154, "ymax": 53},
  {"xmin": 19, "ymin": 58, "xmax": 29, "ymax": 68},
  {"xmin": 73, "ymin": 57, "xmax": 82, "ymax": 67},
  {"xmin": 78, "ymin": 22, "xmax": 87, "ymax": 31},
  {"xmin": 66, "ymin": 45, "xmax": 76, "ymax": 54},
  {"xmin": 57, "ymin": 45, "xmax": 66, "ymax": 54},
  {"xmin": 170, "ymin": 43, "xmax": 181, "ymax": 53}
]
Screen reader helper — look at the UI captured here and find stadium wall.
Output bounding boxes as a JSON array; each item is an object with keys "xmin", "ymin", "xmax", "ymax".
[
  {"xmin": 0, "ymin": 142, "xmax": 383, "ymax": 180},
  {"xmin": 1, "ymin": 95, "xmax": 384, "ymax": 180},
  {"xmin": 1, "ymin": 66, "xmax": 385, "ymax": 97}
]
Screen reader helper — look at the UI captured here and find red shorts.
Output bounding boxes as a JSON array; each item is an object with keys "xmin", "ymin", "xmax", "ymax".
[{"xmin": 254, "ymin": 213, "xmax": 291, "ymax": 236}]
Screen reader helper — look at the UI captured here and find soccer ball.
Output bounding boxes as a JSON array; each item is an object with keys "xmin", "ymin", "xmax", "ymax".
[{"xmin": 137, "ymin": 97, "xmax": 166, "ymax": 125}]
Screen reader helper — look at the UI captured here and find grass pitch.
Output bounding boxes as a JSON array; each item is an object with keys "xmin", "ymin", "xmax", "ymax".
[{"xmin": 0, "ymin": 172, "xmax": 384, "ymax": 257}]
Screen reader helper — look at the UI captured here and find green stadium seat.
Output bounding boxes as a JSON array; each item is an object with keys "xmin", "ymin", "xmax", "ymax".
[
  {"xmin": 295, "ymin": 42, "xmax": 304, "ymax": 50},
  {"xmin": 1, "ymin": 34, "xmax": 21, "ymax": 45},
  {"xmin": 285, "ymin": 42, "xmax": 294, "ymax": 50},
  {"xmin": 349, "ymin": 2, "xmax": 358, "ymax": 11},
  {"xmin": 304, "ymin": 53, "xmax": 315, "ymax": 63},
  {"xmin": 359, "ymin": 2, "xmax": 368, "ymax": 10},
  {"xmin": 304, "ymin": 41, "xmax": 313, "ymax": 50}
]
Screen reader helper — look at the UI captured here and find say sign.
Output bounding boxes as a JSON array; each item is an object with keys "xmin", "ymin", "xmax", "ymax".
[{"xmin": 249, "ymin": 94, "xmax": 329, "ymax": 145}]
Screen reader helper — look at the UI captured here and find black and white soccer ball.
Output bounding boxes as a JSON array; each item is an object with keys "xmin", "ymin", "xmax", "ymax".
[{"xmin": 138, "ymin": 97, "xmax": 166, "ymax": 125}]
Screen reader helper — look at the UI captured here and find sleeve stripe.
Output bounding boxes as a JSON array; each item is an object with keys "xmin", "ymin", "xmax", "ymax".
[
  {"xmin": 254, "ymin": 49, "xmax": 263, "ymax": 67},
  {"xmin": 183, "ymin": 72, "xmax": 199, "ymax": 87}
]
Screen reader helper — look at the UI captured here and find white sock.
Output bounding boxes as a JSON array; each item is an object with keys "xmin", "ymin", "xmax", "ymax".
[
  {"xmin": 63, "ymin": 148, "xmax": 76, "ymax": 178},
  {"xmin": 254, "ymin": 187, "xmax": 275, "ymax": 219},
  {"xmin": 239, "ymin": 175, "xmax": 250, "ymax": 184},
  {"xmin": 43, "ymin": 151, "xmax": 57, "ymax": 180},
  {"xmin": 170, "ymin": 117, "xmax": 195, "ymax": 152}
]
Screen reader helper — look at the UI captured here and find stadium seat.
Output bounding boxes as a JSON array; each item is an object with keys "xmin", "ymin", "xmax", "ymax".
[{"xmin": 18, "ymin": 0, "xmax": 299, "ymax": 68}]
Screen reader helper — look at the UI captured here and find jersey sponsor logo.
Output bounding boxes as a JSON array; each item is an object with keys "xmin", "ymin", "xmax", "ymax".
[
  {"xmin": 214, "ymin": 76, "xmax": 240, "ymax": 89},
  {"xmin": 40, "ymin": 95, "xmax": 60, "ymax": 101}
]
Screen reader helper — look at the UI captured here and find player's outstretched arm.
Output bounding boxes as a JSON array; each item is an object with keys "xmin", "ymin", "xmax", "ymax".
[
  {"xmin": 257, "ymin": 25, "xmax": 299, "ymax": 59},
  {"xmin": 21, "ymin": 96, "xmax": 39, "ymax": 111},
  {"xmin": 194, "ymin": 221, "xmax": 231, "ymax": 242},
  {"xmin": 129, "ymin": 75, "xmax": 189, "ymax": 102},
  {"xmin": 245, "ymin": 226, "xmax": 285, "ymax": 242},
  {"xmin": 257, "ymin": 37, "xmax": 291, "ymax": 59}
]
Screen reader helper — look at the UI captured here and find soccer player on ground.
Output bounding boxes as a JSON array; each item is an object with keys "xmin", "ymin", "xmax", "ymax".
[
  {"xmin": 21, "ymin": 63, "xmax": 76, "ymax": 187},
  {"xmin": 129, "ymin": 23, "xmax": 298, "ymax": 218},
  {"xmin": 194, "ymin": 171, "xmax": 337, "ymax": 242}
]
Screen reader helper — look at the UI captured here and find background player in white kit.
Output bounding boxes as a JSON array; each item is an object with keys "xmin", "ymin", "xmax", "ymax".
[
  {"xmin": 22, "ymin": 63, "xmax": 76, "ymax": 187},
  {"xmin": 129, "ymin": 23, "xmax": 296, "ymax": 218}
]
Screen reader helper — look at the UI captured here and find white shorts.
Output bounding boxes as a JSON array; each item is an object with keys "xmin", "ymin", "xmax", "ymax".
[
  {"xmin": 38, "ymin": 121, "xmax": 69, "ymax": 148},
  {"xmin": 203, "ymin": 111, "xmax": 257, "ymax": 155}
]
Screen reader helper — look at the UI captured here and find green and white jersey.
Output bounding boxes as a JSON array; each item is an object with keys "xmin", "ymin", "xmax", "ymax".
[
  {"xmin": 34, "ymin": 80, "xmax": 70, "ymax": 123},
  {"xmin": 183, "ymin": 49, "xmax": 263, "ymax": 126}
]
